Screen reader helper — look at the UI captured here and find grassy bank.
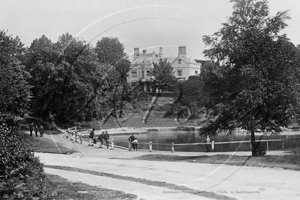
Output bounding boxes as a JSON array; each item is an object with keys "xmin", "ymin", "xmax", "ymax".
[
  {"xmin": 133, "ymin": 151, "xmax": 300, "ymax": 171},
  {"xmin": 20, "ymin": 130, "xmax": 75, "ymax": 154},
  {"xmin": 45, "ymin": 174, "xmax": 137, "ymax": 200},
  {"xmin": 45, "ymin": 165, "xmax": 236, "ymax": 200}
]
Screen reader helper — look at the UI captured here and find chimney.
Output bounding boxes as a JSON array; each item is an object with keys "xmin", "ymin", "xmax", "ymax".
[
  {"xmin": 143, "ymin": 49, "xmax": 147, "ymax": 54},
  {"xmin": 133, "ymin": 47, "xmax": 139, "ymax": 60},
  {"xmin": 159, "ymin": 47, "xmax": 163, "ymax": 56},
  {"xmin": 178, "ymin": 46, "xmax": 186, "ymax": 59}
]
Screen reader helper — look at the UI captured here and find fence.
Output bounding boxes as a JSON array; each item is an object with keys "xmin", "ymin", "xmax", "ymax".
[
  {"xmin": 113, "ymin": 137, "xmax": 300, "ymax": 152},
  {"xmin": 62, "ymin": 127, "xmax": 300, "ymax": 152}
]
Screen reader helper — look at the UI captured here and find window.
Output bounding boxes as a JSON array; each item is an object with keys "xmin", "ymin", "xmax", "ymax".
[
  {"xmin": 146, "ymin": 71, "xmax": 151, "ymax": 76},
  {"xmin": 178, "ymin": 59, "xmax": 181, "ymax": 64},
  {"xmin": 195, "ymin": 71, "xmax": 198, "ymax": 75},
  {"xmin": 131, "ymin": 82, "xmax": 138, "ymax": 87},
  {"xmin": 177, "ymin": 70, "xmax": 182, "ymax": 76},
  {"xmin": 132, "ymin": 71, "xmax": 137, "ymax": 77}
]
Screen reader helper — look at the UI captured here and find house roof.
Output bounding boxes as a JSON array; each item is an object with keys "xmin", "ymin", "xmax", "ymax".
[
  {"xmin": 131, "ymin": 54, "xmax": 201, "ymax": 67},
  {"xmin": 131, "ymin": 56, "xmax": 162, "ymax": 65},
  {"xmin": 170, "ymin": 55, "xmax": 201, "ymax": 65}
]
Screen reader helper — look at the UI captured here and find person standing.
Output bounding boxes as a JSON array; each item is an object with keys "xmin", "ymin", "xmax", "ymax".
[
  {"xmin": 104, "ymin": 131, "xmax": 110, "ymax": 149},
  {"xmin": 74, "ymin": 125, "xmax": 78, "ymax": 143},
  {"xmin": 34, "ymin": 124, "xmax": 38, "ymax": 137},
  {"xmin": 128, "ymin": 133, "xmax": 135, "ymax": 150},
  {"xmin": 205, "ymin": 135, "xmax": 211, "ymax": 152},
  {"xmin": 132, "ymin": 137, "xmax": 138, "ymax": 151},
  {"xmin": 29, "ymin": 123, "xmax": 33, "ymax": 136},
  {"xmin": 39, "ymin": 125, "xmax": 44, "ymax": 137},
  {"xmin": 98, "ymin": 131, "xmax": 105, "ymax": 148},
  {"xmin": 89, "ymin": 128, "xmax": 95, "ymax": 146}
]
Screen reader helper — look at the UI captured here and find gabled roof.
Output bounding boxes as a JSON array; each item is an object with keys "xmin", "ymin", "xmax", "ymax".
[
  {"xmin": 170, "ymin": 55, "xmax": 200, "ymax": 65},
  {"xmin": 170, "ymin": 55, "xmax": 187, "ymax": 64}
]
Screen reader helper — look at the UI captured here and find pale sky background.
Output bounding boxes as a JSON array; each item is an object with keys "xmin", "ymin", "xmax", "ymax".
[{"xmin": 1, "ymin": 0, "xmax": 300, "ymax": 60}]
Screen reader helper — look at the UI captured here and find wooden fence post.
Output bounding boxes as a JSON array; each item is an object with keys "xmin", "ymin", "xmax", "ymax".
[
  {"xmin": 282, "ymin": 138, "xmax": 285, "ymax": 149},
  {"xmin": 171, "ymin": 142, "xmax": 174, "ymax": 153},
  {"xmin": 111, "ymin": 138, "xmax": 114, "ymax": 150},
  {"xmin": 266, "ymin": 140, "xmax": 269, "ymax": 151},
  {"xmin": 149, "ymin": 141, "xmax": 152, "ymax": 152},
  {"xmin": 128, "ymin": 140, "xmax": 131, "ymax": 151}
]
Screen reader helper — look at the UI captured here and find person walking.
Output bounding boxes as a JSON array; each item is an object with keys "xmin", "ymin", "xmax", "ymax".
[
  {"xmin": 29, "ymin": 123, "xmax": 33, "ymax": 136},
  {"xmin": 88, "ymin": 128, "xmax": 95, "ymax": 146}
]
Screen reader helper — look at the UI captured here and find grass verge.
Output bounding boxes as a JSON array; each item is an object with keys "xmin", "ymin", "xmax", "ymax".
[
  {"xmin": 133, "ymin": 152, "xmax": 300, "ymax": 171},
  {"xmin": 20, "ymin": 131, "xmax": 75, "ymax": 154},
  {"xmin": 45, "ymin": 174, "xmax": 137, "ymax": 200},
  {"xmin": 45, "ymin": 165, "xmax": 237, "ymax": 200}
]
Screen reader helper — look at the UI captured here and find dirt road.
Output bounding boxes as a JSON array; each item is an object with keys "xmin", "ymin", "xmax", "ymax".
[{"xmin": 36, "ymin": 131, "xmax": 300, "ymax": 200}]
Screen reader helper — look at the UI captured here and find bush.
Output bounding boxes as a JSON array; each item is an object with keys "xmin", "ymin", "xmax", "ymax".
[{"xmin": 0, "ymin": 116, "xmax": 48, "ymax": 199}]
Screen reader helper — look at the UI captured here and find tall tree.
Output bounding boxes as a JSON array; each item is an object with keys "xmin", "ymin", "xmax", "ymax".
[
  {"xmin": 25, "ymin": 35, "xmax": 59, "ymax": 118},
  {"xmin": 150, "ymin": 59, "xmax": 177, "ymax": 91},
  {"xmin": 94, "ymin": 37, "xmax": 132, "ymax": 123},
  {"xmin": 95, "ymin": 37, "xmax": 126, "ymax": 65},
  {"xmin": 0, "ymin": 30, "xmax": 32, "ymax": 115},
  {"xmin": 201, "ymin": 0, "xmax": 300, "ymax": 156},
  {"xmin": 26, "ymin": 33, "xmax": 105, "ymax": 123}
]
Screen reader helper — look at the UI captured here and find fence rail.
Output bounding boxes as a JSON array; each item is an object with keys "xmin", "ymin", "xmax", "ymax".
[
  {"xmin": 113, "ymin": 138, "xmax": 300, "ymax": 152},
  {"xmin": 61, "ymin": 127, "xmax": 300, "ymax": 153}
]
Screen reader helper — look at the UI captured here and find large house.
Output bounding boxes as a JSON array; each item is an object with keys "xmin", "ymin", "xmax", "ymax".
[{"xmin": 127, "ymin": 46, "xmax": 202, "ymax": 91}]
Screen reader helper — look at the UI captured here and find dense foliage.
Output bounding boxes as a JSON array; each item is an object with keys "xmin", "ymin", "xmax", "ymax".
[
  {"xmin": 150, "ymin": 59, "xmax": 177, "ymax": 91},
  {"xmin": 24, "ymin": 34, "xmax": 131, "ymax": 124},
  {"xmin": 200, "ymin": 0, "xmax": 300, "ymax": 156},
  {"xmin": 0, "ymin": 116, "xmax": 47, "ymax": 199},
  {"xmin": 0, "ymin": 30, "xmax": 134, "ymax": 198},
  {"xmin": 0, "ymin": 31, "xmax": 32, "ymax": 115}
]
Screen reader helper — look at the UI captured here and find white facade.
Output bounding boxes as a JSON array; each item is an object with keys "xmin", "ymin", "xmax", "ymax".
[{"xmin": 128, "ymin": 46, "xmax": 202, "ymax": 87}]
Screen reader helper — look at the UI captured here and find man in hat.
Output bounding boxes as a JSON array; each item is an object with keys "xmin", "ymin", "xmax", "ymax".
[{"xmin": 88, "ymin": 128, "xmax": 95, "ymax": 146}]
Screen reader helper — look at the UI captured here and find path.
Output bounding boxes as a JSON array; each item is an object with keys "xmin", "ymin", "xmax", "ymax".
[{"xmin": 36, "ymin": 131, "xmax": 300, "ymax": 200}]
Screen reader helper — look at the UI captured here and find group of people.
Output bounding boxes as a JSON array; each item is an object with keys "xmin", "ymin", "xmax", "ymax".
[
  {"xmin": 128, "ymin": 133, "xmax": 138, "ymax": 151},
  {"xmin": 89, "ymin": 128, "xmax": 110, "ymax": 148},
  {"xmin": 29, "ymin": 123, "xmax": 44, "ymax": 137},
  {"xmin": 66, "ymin": 125, "xmax": 82, "ymax": 143},
  {"xmin": 67, "ymin": 127, "xmax": 139, "ymax": 151}
]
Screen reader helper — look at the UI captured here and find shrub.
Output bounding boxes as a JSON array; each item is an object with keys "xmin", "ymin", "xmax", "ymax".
[{"xmin": 0, "ymin": 116, "xmax": 48, "ymax": 199}]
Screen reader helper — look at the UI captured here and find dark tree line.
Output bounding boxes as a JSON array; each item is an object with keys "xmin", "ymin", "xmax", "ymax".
[{"xmin": 0, "ymin": 32, "xmax": 132, "ymax": 125}]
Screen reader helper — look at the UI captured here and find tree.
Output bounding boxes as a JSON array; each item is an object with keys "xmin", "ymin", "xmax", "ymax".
[
  {"xmin": 95, "ymin": 37, "xmax": 126, "ymax": 65},
  {"xmin": 25, "ymin": 35, "xmax": 59, "ymax": 119},
  {"xmin": 150, "ymin": 59, "xmax": 177, "ymax": 91},
  {"xmin": 0, "ymin": 30, "xmax": 49, "ymax": 200},
  {"xmin": 25, "ymin": 33, "xmax": 105, "ymax": 123},
  {"xmin": 0, "ymin": 30, "xmax": 32, "ymax": 115},
  {"xmin": 201, "ymin": 0, "xmax": 300, "ymax": 156}
]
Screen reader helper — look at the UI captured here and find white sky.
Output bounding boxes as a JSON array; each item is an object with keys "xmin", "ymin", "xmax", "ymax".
[{"xmin": 1, "ymin": 0, "xmax": 300, "ymax": 60}]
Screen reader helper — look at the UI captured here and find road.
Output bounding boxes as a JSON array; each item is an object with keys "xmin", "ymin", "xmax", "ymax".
[{"xmin": 36, "ymin": 131, "xmax": 300, "ymax": 200}]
